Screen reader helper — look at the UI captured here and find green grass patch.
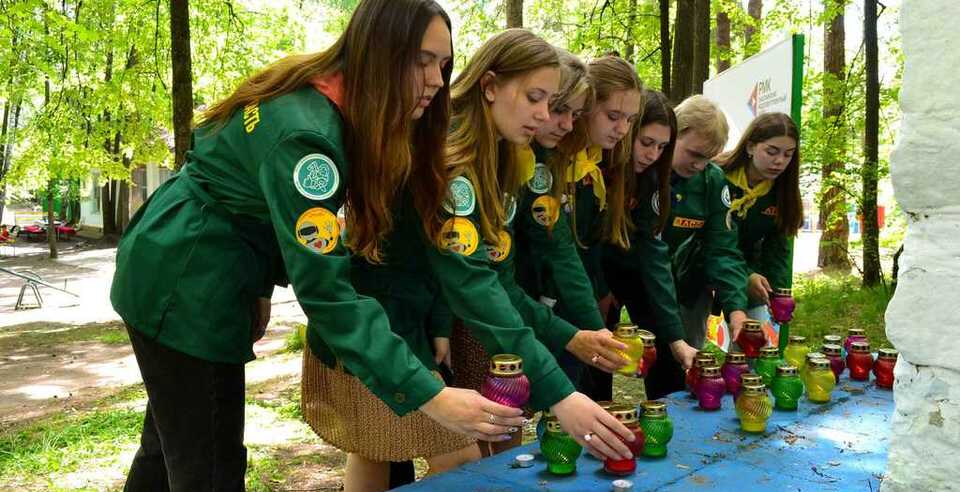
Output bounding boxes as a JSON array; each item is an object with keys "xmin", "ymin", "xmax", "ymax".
[
  {"xmin": 0, "ymin": 322, "xmax": 128, "ymax": 349},
  {"xmin": 284, "ymin": 324, "xmax": 306, "ymax": 353},
  {"xmin": 246, "ymin": 446, "xmax": 285, "ymax": 492},
  {"xmin": 95, "ymin": 329, "xmax": 130, "ymax": 345},
  {"xmin": 791, "ymin": 273, "xmax": 892, "ymax": 347}
]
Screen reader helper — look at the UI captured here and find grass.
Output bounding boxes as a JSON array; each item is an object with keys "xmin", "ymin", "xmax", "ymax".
[
  {"xmin": 0, "ymin": 321, "xmax": 128, "ymax": 349},
  {"xmin": 283, "ymin": 323, "xmax": 306, "ymax": 353},
  {"xmin": 790, "ymin": 273, "xmax": 892, "ymax": 348}
]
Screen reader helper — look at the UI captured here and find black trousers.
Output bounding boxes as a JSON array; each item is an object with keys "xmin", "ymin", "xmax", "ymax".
[{"xmin": 124, "ymin": 326, "xmax": 247, "ymax": 492}]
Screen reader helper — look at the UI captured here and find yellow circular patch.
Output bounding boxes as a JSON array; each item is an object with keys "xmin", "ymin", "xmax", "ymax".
[
  {"xmin": 295, "ymin": 207, "xmax": 340, "ymax": 254},
  {"xmin": 437, "ymin": 218, "xmax": 479, "ymax": 256},
  {"xmin": 531, "ymin": 195, "xmax": 560, "ymax": 227},
  {"xmin": 486, "ymin": 230, "xmax": 512, "ymax": 263}
]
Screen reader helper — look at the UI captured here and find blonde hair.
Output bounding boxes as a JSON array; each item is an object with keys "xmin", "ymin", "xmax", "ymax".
[
  {"xmin": 675, "ymin": 95, "xmax": 729, "ymax": 157},
  {"xmin": 546, "ymin": 50, "xmax": 595, "ymax": 199},
  {"xmin": 447, "ymin": 29, "xmax": 559, "ymax": 244}
]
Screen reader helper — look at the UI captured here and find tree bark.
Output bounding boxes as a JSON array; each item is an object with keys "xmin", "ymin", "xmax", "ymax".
[
  {"xmin": 717, "ymin": 9, "xmax": 731, "ymax": 73},
  {"xmin": 659, "ymin": 0, "xmax": 672, "ymax": 96},
  {"xmin": 744, "ymin": 0, "xmax": 762, "ymax": 57},
  {"xmin": 624, "ymin": 0, "xmax": 639, "ymax": 63},
  {"xmin": 100, "ymin": 49, "xmax": 117, "ymax": 236},
  {"xmin": 818, "ymin": 0, "xmax": 850, "ymax": 270},
  {"xmin": 170, "ymin": 0, "xmax": 193, "ymax": 170},
  {"xmin": 671, "ymin": 0, "xmax": 696, "ymax": 101},
  {"xmin": 506, "ymin": 0, "xmax": 523, "ymax": 28},
  {"xmin": 692, "ymin": 0, "xmax": 711, "ymax": 93},
  {"xmin": 862, "ymin": 0, "xmax": 881, "ymax": 286},
  {"xmin": 47, "ymin": 181, "xmax": 57, "ymax": 259}
]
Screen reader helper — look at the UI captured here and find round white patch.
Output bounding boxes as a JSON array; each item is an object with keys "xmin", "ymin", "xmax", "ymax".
[
  {"xmin": 293, "ymin": 154, "xmax": 340, "ymax": 201},
  {"xmin": 527, "ymin": 163, "xmax": 553, "ymax": 194},
  {"xmin": 721, "ymin": 185, "xmax": 732, "ymax": 208},
  {"xmin": 443, "ymin": 176, "xmax": 477, "ymax": 216},
  {"xmin": 651, "ymin": 191, "xmax": 661, "ymax": 216}
]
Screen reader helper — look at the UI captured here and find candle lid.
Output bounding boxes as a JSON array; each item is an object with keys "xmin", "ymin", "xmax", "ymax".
[
  {"xmin": 788, "ymin": 335, "xmax": 806, "ymax": 344},
  {"xmin": 490, "ymin": 354, "xmax": 523, "ymax": 376},
  {"xmin": 545, "ymin": 419, "xmax": 565, "ymax": 433},
  {"xmin": 743, "ymin": 320, "xmax": 762, "ymax": 332},
  {"xmin": 805, "ymin": 352, "xmax": 826, "ymax": 362},
  {"xmin": 823, "ymin": 335, "xmax": 843, "ymax": 344},
  {"xmin": 850, "ymin": 341, "xmax": 871, "ymax": 353},
  {"xmin": 759, "ymin": 347, "xmax": 780, "ymax": 359},
  {"xmin": 774, "ymin": 288, "xmax": 793, "ymax": 296},
  {"xmin": 608, "ymin": 404, "xmax": 639, "ymax": 424},
  {"xmin": 541, "ymin": 408, "xmax": 553, "ymax": 418},
  {"xmin": 700, "ymin": 365, "xmax": 721, "ymax": 377},
  {"xmin": 809, "ymin": 358, "xmax": 831, "ymax": 370},
  {"xmin": 821, "ymin": 344, "xmax": 842, "ymax": 356},
  {"xmin": 848, "ymin": 328, "xmax": 866, "ymax": 337},
  {"xmin": 878, "ymin": 348, "xmax": 899, "ymax": 360},
  {"xmin": 741, "ymin": 383, "xmax": 767, "ymax": 395},
  {"xmin": 596, "ymin": 400, "xmax": 615, "ymax": 411},
  {"xmin": 776, "ymin": 365, "xmax": 799, "ymax": 376},
  {"xmin": 637, "ymin": 329, "xmax": 656, "ymax": 346},
  {"xmin": 740, "ymin": 373, "xmax": 763, "ymax": 385},
  {"xmin": 695, "ymin": 356, "xmax": 716, "ymax": 368},
  {"xmin": 640, "ymin": 400, "xmax": 667, "ymax": 416},
  {"xmin": 614, "ymin": 323, "xmax": 639, "ymax": 338},
  {"xmin": 726, "ymin": 352, "xmax": 747, "ymax": 364}
]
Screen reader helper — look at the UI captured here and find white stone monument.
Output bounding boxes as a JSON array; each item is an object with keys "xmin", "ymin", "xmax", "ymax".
[{"xmin": 884, "ymin": 2, "xmax": 960, "ymax": 490}]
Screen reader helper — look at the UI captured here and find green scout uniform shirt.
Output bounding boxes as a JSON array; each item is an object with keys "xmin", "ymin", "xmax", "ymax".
[
  {"xmin": 662, "ymin": 163, "xmax": 748, "ymax": 314},
  {"xmin": 111, "ymin": 86, "xmax": 439, "ymax": 416},
  {"xmin": 513, "ymin": 144, "xmax": 605, "ymax": 333},
  {"xmin": 352, "ymin": 178, "xmax": 576, "ymax": 412},
  {"xmin": 603, "ymin": 172, "xmax": 686, "ymax": 344},
  {"xmin": 726, "ymin": 185, "xmax": 795, "ymax": 307}
]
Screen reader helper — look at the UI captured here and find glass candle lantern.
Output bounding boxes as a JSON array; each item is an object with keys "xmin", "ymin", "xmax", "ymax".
[
  {"xmin": 754, "ymin": 347, "xmax": 783, "ymax": 386},
  {"xmin": 772, "ymin": 365, "xmax": 804, "ymax": 410},
  {"xmin": 736, "ymin": 373, "xmax": 763, "ymax": 398},
  {"xmin": 613, "ymin": 323, "xmax": 645, "ymax": 377},
  {"xmin": 481, "ymin": 354, "xmax": 530, "ymax": 409},
  {"xmin": 847, "ymin": 341, "xmax": 874, "ymax": 381},
  {"xmin": 540, "ymin": 418, "xmax": 582, "ymax": 475},
  {"xmin": 695, "ymin": 366, "xmax": 726, "ymax": 411},
  {"xmin": 737, "ymin": 320, "xmax": 766, "ymax": 358},
  {"xmin": 770, "ymin": 288, "xmax": 796, "ymax": 323},
  {"xmin": 687, "ymin": 356, "xmax": 717, "ymax": 396},
  {"xmin": 805, "ymin": 358, "xmax": 836, "ymax": 403},
  {"xmin": 823, "ymin": 334, "xmax": 842, "ymax": 346},
  {"xmin": 801, "ymin": 352, "xmax": 826, "ymax": 387},
  {"xmin": 783, "ymin": 335, "xmax": 810, "ymax": 371},
  {"xmin": 735, "ymin": 383, "xmax": 773, "ymax": 433},
  {"xmin": 604, "ymin": 405, "xmax": 645, "ymax": 475},
  {"xmin": 721, "ymin": 352, "xmax": 750, "ymax": 395},
  {"xmin": 639, "ymin": 401, "xmax": 673, "ymax": 458},
  {"xmin": 821, "ymin": 344, "xmax": 845, "ymax": 383},
  {"xmin": 844, "ymin": 328, "xmax": 868, "ymax": 355},
  {"xmin": 637, "ymin": 329, "xmax": 657, "ymax": 377},
  {"xmin": 873, "ymin": 348, "xmax": 898, "ymax": 389}
]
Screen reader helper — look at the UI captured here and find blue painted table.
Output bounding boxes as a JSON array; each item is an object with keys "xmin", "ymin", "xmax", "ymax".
[{"xmin": 400, "ymin": 377, "xmax": 892, "ymax": 491}]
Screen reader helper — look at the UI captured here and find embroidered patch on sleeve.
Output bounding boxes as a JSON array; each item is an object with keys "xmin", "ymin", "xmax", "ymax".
[
  {"xmin": 486, "ymin": 230, "xmax": 512, "ymax": 263},
  {"xmin": 442, "ymin": 176, "xmax": 477, "ymax": 217},
  {"xmin": 531, "ymin": 195, "xmax": 560, "ymax": 227},
  {"xmin": 527, "ymin": 163, "xmax": 554, "ymax": 194},
  {"xmin": 437, "ymin": 217, "xmax": 479, "ymax": 256},
  {"xmin": 295, "ymin": 207, "xmax": 340, "ymax": 254},
  {"xmin": 294, "ymin": 154, "xmax": 340, "ymax": 201}
]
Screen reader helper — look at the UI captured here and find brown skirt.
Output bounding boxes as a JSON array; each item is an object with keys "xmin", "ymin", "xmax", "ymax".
[
  {"xmin": 450, "ymin": 319, "xmax": 490, "ymax": 392},
  {"xmin": 300, "ymin": 344, "xmax": 474, "ymax": 462}
]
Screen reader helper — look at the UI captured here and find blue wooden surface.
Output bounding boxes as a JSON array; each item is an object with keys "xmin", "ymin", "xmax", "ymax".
[{"xmin": 400, "ymin": 376, "xmax": 892, "ymax": 491}]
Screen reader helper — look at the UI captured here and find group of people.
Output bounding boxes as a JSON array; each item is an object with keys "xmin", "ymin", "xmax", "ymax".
[{"xmin": 109, "ymin": 0, "xmax": 802, "ymax": 490}]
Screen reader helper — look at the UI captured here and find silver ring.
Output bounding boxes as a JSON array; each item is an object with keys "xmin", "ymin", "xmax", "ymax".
[
  {"xmin": 488, "ymin": 413, "xmax": 496, "ymax": 425},
  {"xmin": 583, "ymin": 433, "xmax": 593, "ymax": 442},
  {"xmin": 591, "ymin": 354, "xmax": 600, "ymax": 364}
]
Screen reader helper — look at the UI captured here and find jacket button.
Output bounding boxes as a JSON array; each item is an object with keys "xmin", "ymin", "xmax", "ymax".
[{"xmin": 394, "ymin": 392, "xmax": 406, "ymax": 404}]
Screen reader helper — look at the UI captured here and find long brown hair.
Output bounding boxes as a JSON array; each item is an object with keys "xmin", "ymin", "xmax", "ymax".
[
  {"xmin": 715, "ymin": 112, "xmax": 803, "ymax": 236},
  {"xmin": 199, "ymin": 0, "xmax": 452, "ymax": 262},
  {"xmin": 447, "ymin": 29, "xmax": 559, "ymax": 244},
  {"xmin": 627, "ymin": 90, "xmax": 676, "ymax": 235},
  {"xmin": 579, "ymin": 55, "xmax": 643, "ymax": 250}
]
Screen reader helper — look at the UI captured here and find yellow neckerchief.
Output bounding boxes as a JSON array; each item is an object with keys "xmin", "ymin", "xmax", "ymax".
[
  {"xmin": 564, "ymin": 145, "xmax": 607, "ymax": 210},
  {"xmin": 516, "ymin": 144, "xmax": 537, "ymax": 186},
  {"xmin": 726, "ymin": 165, "xmax": 774, "ymax": 219}
]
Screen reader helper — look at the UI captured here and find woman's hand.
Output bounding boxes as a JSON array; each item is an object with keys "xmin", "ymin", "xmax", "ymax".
[
  {"xmin": 551, "ymin": 392, "xmax": 636, "ymax": 461},
  {"xmin": 420, "ymin": 387, "xmax": 525, "ymax": 442},
  {"xmin": 566, "ymin": 329, "xmax": 629, "ymax": 373}
]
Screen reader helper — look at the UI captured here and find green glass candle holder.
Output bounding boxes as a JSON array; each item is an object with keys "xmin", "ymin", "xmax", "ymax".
[
  {"xmin": 771, "ymin": 365, "xmax": 803, "ymax": 410},
  {"xmin": 639, "ymin": 401, "xmax": 673, "ymax": 458},
  {"xmin": 754, "ymin": 347, "xmax": 782, "ymax": 386},
  {"xmin": 540, "ymin": 419, "xmax": 582, "ymax": 475}
]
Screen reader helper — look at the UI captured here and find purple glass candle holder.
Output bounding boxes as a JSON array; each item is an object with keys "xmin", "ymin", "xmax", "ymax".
[
  {"xmin": 481, "ymin": 354, "xmax": 530, "ymax": 408},
  {"xmin": 722, "ymin": 352, "xmax": 750, "ymax": 394},
  {"xmin": 769, "ymin": 288, "xmax": 796, "ymax": 323},
  {"xmin": 696, "ymin": 366, "xmax": 726, "ymax": 411}
]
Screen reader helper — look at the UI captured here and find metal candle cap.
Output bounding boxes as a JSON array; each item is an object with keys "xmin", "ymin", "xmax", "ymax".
[
  {"xmin": 776, "ymin": 365, "xmax": 799, "ymax": 376},
  {"xmin": 637, "ymin": 329, "xmax": 656, "ymax": 347},
  {"xmin": 805, "ymin": 352, "xmax": 826, "ymax": 362},
  {"xmin": 740, "ymin": 373, "xmax": 763, "ymax": 385},
  {"xmin": 614, "ymin": 323, "xmax": 640, "ymax": 338},
  {"xmin": 489, "ymin": 354, "xmax": 523, "ymax": 376},
  {"xmin": 545, "ymin": 419, "xmax": 565, "ymax": 433},
  {"xmin": 759, "ymin": 347, "xmax": 780, "ymax": 359},
  {"xmin": 596, "ymin": 400, "xmax": 615, "ymax": 411},
  {"xmin": 878, "ymin": 348, "xmax": 899, "ymax": 360},
  {"xmin": 741, "ymin": 383, "xmax": 767, "ymax": 395},
  {"xmin": 726, "ymin": 352, "xmax": 747, "ymax": 364},
  {"xmin": 824, "ymin": 335, "xmax": 843, "ymax": 344},
  {"xmin": 743, "ymin": 320, "xmax": 763, "ymax": 332},
  {"xmin": 850, "ymin": 341, "xmax": 871, "ymax": 353},
  {"xmin": 774, "ymin": 288, "xmax": 793, "ymax": 296},
  {"xmin": 700, "ymin": 365, "xmax": 721, "ymax": 377},
  {"xmin": 608, "ymin": 404, "xmax": 639, "ymax": 425},
  {"xmin": 640, "ymin": 400, "xmax": 667, "ymax": 417},
  {"xmin": 809, "ymin": 358, "xmax": 831, "ymax": 370},
  {"xmin": 821, "ymin": 344, "xmax": 842, "ymax": 356},
  {"xmin": 848, "ymin": 328, "xmax": 866, "ymax": 337},
  {"xmin": 788, "ymin": 335, "xmax": 807, "ymax": 344},
  {"xmin": 695, "ymin": 356, "xmax": 716, "ymax": 368},
  {"xmin": 612, "ymin": 479, "xmax": 634, "ymax": 492}
]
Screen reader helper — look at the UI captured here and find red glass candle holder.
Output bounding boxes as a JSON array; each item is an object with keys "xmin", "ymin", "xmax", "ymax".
[
  {"xmin": 844, "ymin": 328, "xmax": 868, "ymax": 355},
  {"xmin": 821, "ymin": 344, "xmax": 845, "ymax": 383},
  {"xmin": 737, "ymin": 320, "xmax": 766, "ymax": 358},
  {"xmin": 770, "ymin": 288, "xmax": 796, "ymax": 323},
  {"xmin": 722, "ymin": 352, "xmax": 750, "ymax": 394},
  {"xmin": 481, "ymin": 354, "xmax": 530, "ymax": 408},
  {"xmin": 873, "ymin": 348, "xmax": 898, "ymax": 389},
  {"xmin": 637, "ymin": 329, "xmax": 657, "ymax": 377},
  {"xmin": 696, "ymin": 366, "xmax": 726, "ymax": 410},
  {"xmin": 604, "ymin": 405, "xmax": 644, "ymax": 475},
  {"xmin": 846, "ymin": 341, "xmax": 874, "ymax": 381}
]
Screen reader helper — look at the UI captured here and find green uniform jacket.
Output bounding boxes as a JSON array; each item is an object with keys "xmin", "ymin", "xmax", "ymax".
[
  {"xmin": 726, "ymin": 186, "xmax": 794, "ymax": 307},
  {"xmin": 352, "ymin": 179, "xmax": 576, "ymax": 412},
  {"xmin": 662, "ymin": 163, "xmax": 748, "ymax": 314},
  {"xmin": 603, "ymin": 173, "xmax": 685, "ymax": 343},
  {"xmin": 513, "ymin": 145, "xmax": 605, "ymax": 334},
  {"xmin": 112, "ymin": 86, "xmax": 441, "ymax": 416}
]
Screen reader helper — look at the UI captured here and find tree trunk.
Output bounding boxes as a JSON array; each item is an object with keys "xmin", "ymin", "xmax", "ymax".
[
  {"xmin": 692, "ymin": 0, "xmax": 711, "ymax": 93},
  {"xmin": 0, "ymin": 100, "xmax": 22, "ymax": 223},
  {"xmin": 170, "ymin": 0, "xmax": 194, "ymax": 170},
  {"xmin": 744, "ymin": 0, "xmax": 762, "ymax": 57},
  {"xmin": 506, "ymin": 0, "xmax": 523, "ymax": 28},
  {"xmin": 862, "ymin": 0, "xmax": 881, "ymax": 286},
  {"xmin": 100, "ymin": 48, "xmax": 118, "ymax": 236},
  {"xmin": 716, "ymin": 9, "xmax": 731, "ymax": 73},
  {"xmin": 659, "ymin": 0, "xmax": 671, "ymax": 96},
  {"xmin": 47, "ymin": 181, "xmax": 58, "ymax": 259},
  {"xmin": 671, "ymin": 0, "xmax": 696, "ymax": 101},
  {"xmin": 818, "ymin": 0, "xmax": 850, "ymax": 270},
  {"xmin": 624, "ymin": 0, "xmax": 638, "ymax": 63}
]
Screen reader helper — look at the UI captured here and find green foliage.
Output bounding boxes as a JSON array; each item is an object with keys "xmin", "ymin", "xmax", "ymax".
[
  {"xmin": 791, "ymin": 273, "xmax": 892, "ymax": 348},
  {"xmin": 284, "ymin": 323, "xmax": 306, "ymax": 353}
]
